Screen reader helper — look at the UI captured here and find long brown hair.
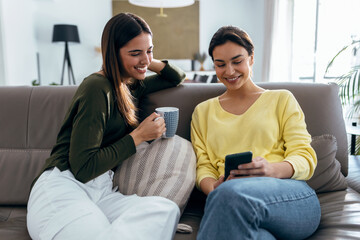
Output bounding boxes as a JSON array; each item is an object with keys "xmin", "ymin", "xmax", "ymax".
[{"xmin": 101, "ymin": 13, "xmax": 152, "ymax": 127}]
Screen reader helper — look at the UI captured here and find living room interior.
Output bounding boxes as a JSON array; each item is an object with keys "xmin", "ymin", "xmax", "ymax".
[
  {"xmin": 1, "ymin": 0, "xmax": 358, "ymax": 86},
  {"xmin": 2, "ymin": 0, "xmax": 360, "ymax": 239},
  {"xmin": 1, "ymin": 0, "xmax": 359, "ymax": 126}
]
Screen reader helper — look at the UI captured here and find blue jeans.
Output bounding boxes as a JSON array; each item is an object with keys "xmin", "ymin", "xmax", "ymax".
[{"xmin": 197, "ymin": 177, "xmax": 321, "ymax": 240}]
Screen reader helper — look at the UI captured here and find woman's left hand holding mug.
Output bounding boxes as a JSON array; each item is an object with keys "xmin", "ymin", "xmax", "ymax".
[{"xmin": 129, "ymin": 112, "xmax": 166, "ymax": 146}]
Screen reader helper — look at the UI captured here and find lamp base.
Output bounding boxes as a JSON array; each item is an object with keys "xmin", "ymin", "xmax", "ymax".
[{"xmin": 60, "ymin": 42, "xmax": 76, "ymax": 85}]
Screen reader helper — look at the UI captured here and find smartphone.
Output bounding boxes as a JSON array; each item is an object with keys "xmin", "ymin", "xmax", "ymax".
[{"xmin": 224, "ymin": 151, "xmax": 252, "ymax": 180}]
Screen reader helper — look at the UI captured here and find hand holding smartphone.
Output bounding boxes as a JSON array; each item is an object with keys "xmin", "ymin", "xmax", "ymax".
[{"xmin": 224, "ymin": 151, "xmax": 252, "ymax": 180}]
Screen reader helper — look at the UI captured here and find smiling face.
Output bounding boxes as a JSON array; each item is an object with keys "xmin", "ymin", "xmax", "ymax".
[
  {"xmin": 212, "ymin": 41, "xmax": 254, "ymax": 91},
  {"xmin": 119, "ymin": 32, "xmax": 153, "ymax": 81}
]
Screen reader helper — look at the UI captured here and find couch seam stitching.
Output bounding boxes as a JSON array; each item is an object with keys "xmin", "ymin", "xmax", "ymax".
[
  {"xmin": 26, "ymin": 87, "xmax": 33, "ymax": 149},
  {"xmin": 0, "ymin": 149, "xmax": 51, "ymax": 152}
]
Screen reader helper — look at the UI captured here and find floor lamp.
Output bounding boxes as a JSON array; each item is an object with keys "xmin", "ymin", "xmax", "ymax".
[{"xmin": 52, "ymin": 24, "xmax": 80, "ymax": 85}]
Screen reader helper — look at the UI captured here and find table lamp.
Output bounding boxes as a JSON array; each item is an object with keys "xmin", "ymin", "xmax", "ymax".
[{"xmin": 52, "ymin": 24, "xmax": 80, "ymax": 85}]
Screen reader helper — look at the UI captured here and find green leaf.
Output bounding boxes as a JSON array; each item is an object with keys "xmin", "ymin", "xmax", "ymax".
[
  {"xmin": 31, "ymin": 80, "xmax": 40, "ymax": 86},
  {"xmin": 324, "ymin": 40, "xmax": 360, "ymax": 77}
]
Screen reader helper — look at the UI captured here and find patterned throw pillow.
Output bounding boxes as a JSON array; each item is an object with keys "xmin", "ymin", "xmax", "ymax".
[
  {"xmin": 306, "ymin": 134, "xmax": 347, "ymax": 193},
  {"xmin": 113, "ymin": 135, "xmax": 196, "ymax": 213}
]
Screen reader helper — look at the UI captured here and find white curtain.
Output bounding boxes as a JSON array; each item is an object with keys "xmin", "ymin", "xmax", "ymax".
[{"xmin": 262, "ymin": 0, "xmax": 294, "ymax": 82}]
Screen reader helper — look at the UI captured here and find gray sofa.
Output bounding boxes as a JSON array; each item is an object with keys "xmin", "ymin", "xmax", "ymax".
[{"xmin": 1, "ymin": 82, "xmax": 360, "ymax": 240}]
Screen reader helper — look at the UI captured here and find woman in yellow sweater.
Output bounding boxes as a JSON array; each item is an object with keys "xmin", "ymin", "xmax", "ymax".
[{"xmin": 191, "ymin": 26, "xmax": 321, "ymax": 239}]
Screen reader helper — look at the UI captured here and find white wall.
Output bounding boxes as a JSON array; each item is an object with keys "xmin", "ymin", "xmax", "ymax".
[
  {"xmin": 200, "ymin": 0, "xmax": 265, "ymax": 83},
  {"xmin": 34, "ymin": 0, "xmax": 111, "ymax": 85},
  {"xmin": 1, "ymin": 0, "xmax": 37, "ymax": 85},
  {"xmin": 0, "ymin": 0, "xmax": 265, "ymax": 85},
  {"xmin": 0, "ymin": 0, "xmax": 5, "ymax": 85},
  {"xmin": 0, "ymin": 0, "xmax": 111, "ymax": 86}
]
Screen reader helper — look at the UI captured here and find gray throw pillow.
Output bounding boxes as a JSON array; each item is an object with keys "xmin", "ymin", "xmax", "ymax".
[
  {"xmin": 306, "ymin": 134, "xmax": 347, "ymax": 193},
  {"xmin": 113, "ymin": 135, "xmax": 196, "ymax": 214}
]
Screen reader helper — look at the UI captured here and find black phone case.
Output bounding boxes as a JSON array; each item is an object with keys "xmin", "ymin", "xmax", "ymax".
[{"xmin": 224, "ymin": 151, "xmax": 252, "ymax": 179}]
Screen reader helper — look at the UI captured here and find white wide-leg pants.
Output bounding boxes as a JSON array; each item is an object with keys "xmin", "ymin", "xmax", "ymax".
[{"xmin": 27, "ymin": 167, "xmax": 180, "ymax": 240}]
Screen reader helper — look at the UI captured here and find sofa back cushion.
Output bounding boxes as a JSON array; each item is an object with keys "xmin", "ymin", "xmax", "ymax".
[
  {"xmin": 139, "ymin": 82, "xmax": 348, "ymax": 177},
  {"xmin": 0, "ymin": 82, "xmax": 348, "ymax": 204},
  {"xmin": 0, "ymin": 86, "xmax": 77, "ymax": 204}
]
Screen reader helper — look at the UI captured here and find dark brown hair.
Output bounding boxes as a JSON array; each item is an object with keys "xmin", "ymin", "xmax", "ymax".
[
  {"xmin": 208, "ymin": 26, "xmax": 254, "ymax": 61},
  {"xmin": 101, "ymin": 13, "xmax": 152, "ymax": 127}
]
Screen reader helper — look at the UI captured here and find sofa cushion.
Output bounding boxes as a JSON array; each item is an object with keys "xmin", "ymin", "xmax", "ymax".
[
  {"xmin": 307, "ymin": 188, "xmax": 360, "ymax": 239},
  {"xmin": 113, "ymin": 135, "xmax": 196, "ymax": 213},
  {"xmin": 0, "ymin": 149, "xmax": 50, "ymax": 204},
  {"xmin": 0, "ymin": 206, "xmax": 30, "ymax": 240},
  {"xmin": 307, "ymin": 134, "xmax": 347, "ymax": 193}
]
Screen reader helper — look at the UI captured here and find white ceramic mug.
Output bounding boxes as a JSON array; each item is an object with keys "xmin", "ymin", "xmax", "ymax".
[{"xmin": 155, "ymin": 107, "xmax": 179, "ymax": 138}]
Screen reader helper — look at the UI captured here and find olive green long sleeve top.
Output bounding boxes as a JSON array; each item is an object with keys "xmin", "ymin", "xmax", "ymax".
[{"xmin": 36, "ymin": 61, "xmax": 185, "ymax": 184}]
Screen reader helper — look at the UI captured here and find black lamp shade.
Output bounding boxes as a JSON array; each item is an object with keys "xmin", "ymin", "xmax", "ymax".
[{"xmin": 52, "ymin": 24, "xmax": 80, "ymax": 43}]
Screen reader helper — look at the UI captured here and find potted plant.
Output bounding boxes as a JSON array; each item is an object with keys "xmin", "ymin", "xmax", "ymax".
[
  {"xmin": 325, "ymin": 38, "xmax": 360, "ymax": 153},
  {"xmin": 193, "ymin": 52, "xmax": 207, "ymax": 71},
  {"xmin": 325, "ymin": 39, "xmax": 360, "ymax": 113}
]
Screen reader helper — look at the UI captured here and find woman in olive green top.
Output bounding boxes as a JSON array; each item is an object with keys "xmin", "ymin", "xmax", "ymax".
[{"xmin": 27, "ymin": 13, "xmax": 185, "ymax": 240}]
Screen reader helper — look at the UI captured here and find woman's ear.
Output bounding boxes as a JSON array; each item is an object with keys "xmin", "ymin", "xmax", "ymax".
[{"xmin": 249, "ymin": 54, "xmax": 255, "ymax": 66}]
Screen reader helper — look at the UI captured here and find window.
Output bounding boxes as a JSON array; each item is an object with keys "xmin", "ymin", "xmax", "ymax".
[{"xmin": 291, "ymin": 0, "xmax": 360, "ymax": 83}]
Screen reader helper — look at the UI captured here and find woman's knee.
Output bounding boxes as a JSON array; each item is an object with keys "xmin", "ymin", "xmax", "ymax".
[
  {"xmin": 205, "ymin": 179, "xmax": 270, "ymax": 217},
  {"xmin": 205, "ymin": 180, "xmax": 248, "ymax": 211},
  {"xmin": 142, "ymin": 196, "xmax": 180, "ymax": 218}
]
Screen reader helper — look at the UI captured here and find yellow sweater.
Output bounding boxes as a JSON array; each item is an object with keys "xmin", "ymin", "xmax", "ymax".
[{"xmin": 191, "ymin": 90, "xmax": 317, "ymax": 188}]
